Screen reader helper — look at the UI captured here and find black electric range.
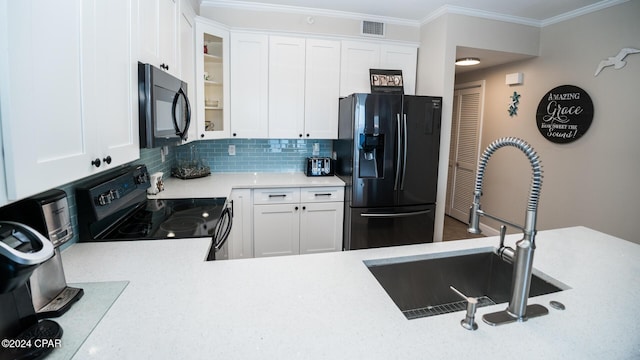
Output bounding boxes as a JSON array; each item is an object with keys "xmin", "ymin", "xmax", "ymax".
[{"xmin": 76, "ymin": 165, "xmax": 226, "ymax": 242}]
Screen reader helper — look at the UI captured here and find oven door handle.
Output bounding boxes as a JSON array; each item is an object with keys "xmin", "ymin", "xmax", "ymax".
[{"xmin": 213, "ymin": 206, "xmax": 233, "ymax": 251}]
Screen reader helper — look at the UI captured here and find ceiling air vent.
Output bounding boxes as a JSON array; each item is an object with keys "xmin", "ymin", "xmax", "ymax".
[{"xmin": 361, "ymin": 20, "xmax": 385, "ymax": 37}]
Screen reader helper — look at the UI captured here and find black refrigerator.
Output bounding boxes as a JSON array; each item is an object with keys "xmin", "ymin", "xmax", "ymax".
[{"xmin": 334, "ymin": 93, "xmax": 442, "ymax": 250}]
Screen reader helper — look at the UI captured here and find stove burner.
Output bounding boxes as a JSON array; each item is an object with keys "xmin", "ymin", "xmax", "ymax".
[
  {"xmin": 172, "ymin": 202, "xmax": 218, "ymax": 213},
  {"xmin": 158, "ymin": 216, "xmax": 206, "ymax": 237},
  {"xmin": 118, "ymin": 222, "xmax": 152, "ymax": 237}
]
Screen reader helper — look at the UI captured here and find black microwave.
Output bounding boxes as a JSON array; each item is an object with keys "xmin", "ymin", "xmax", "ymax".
[{"xmin": 138, "ymin": 62, "xmax": 191, "ymax": 148}]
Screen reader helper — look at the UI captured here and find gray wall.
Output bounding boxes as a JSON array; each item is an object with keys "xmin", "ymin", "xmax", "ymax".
[
  {"xmin": 452, "ymin": 1, "xmax": 640, "ymax": 243},
  {"xmin": 417, "ymin": 13, "xmax": 542, "ymax": 241}
]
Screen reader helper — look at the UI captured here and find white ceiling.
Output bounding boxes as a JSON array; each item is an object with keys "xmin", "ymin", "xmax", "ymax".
[{"xmin": 203, "ymin": 0, "xmax": 620, "ymax": 25}]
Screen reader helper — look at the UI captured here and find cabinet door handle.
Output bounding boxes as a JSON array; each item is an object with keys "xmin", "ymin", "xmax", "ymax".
[
  {"xmin": 294, "ymin": 206, "xmax": 299, "ymax": 211},
  {"xmin": 103, "ymin": 156, "xmax": 112, "ymax": 165},
  {"xmin": 268, "ymin": 194, "xmax": 287, "ymax": 198},
  {"xmin": 314, "ymin": 193, "xmax": 332, "ymax": 197},
  {"xmin": 91, "ymin": 158, "xmax": 101, "ymax": 168}
]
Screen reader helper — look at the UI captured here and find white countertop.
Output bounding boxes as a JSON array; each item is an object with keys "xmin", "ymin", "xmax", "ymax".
[
  {"xmin": 58, "ymin": 227, "xmax": 640, "ymax": 359},
  {"xmin": 148, "ymin": 172, "xmax": 345, "ymax": 199}
]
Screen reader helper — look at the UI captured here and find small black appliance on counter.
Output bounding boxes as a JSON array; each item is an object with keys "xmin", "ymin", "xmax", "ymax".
[
  {"xmin": 0, "ymin": 189, "xmax": 83, "ymax": 319},
  {"xmin": 0, "ymin": 221, "xmax": 63, "ymax": 360},
  {"xmin": 305, "ymin": 157, "xmax": 334, "ymax": 177}
]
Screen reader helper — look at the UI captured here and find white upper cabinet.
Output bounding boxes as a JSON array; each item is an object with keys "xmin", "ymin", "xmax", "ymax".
[
  {"xmin": 380, "ymin": 44, "xmax": 418, "ymax": 95},
  {"xmin": 195, "ymin": 18, "xmax": 230, "ymax": 140},
  {"xmin": 228, "ymin": 34, "xmax": 341, "ymax": 140},
  {"xmin": 340, "ymin": 41, "xmax": 380, "ymax": 96},
  {"xmin": 1, "ymin": 1, "xmax": 87, "ymax": 200},
  {"xmin": 268, "ymin": 36, "xmax": 306, "ymax": 139},
  {"xmin": 340, "ymin": 40, "xmax": 418, "ymax": 96},
  {"xmin": 138, "ymin": 0, "xmax": 178, "ymax": 76},
  {"xmin": 230, "ymin": 32, "xmax": 269, "ymax": 138},
  {"xmin": 0, "ymin": 0, "xmax": 139, "ymax": 201},
  {"xmin": 305, "ymin": 39, "xmax": 341, "ymax": 139},
  {"xmin": 83, "ymin": 0, "xmax": 140, "ymax": 171}
]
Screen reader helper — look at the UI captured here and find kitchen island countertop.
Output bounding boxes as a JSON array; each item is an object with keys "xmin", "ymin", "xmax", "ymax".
[
  {"xmin": 147, "ymin": 172, "xmax": 345, "ymax": 199},
  {"xmin": 58, "ymin": 226, "xmax": 640, "ymax": 359}
]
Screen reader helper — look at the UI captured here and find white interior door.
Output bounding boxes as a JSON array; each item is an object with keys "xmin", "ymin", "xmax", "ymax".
[{"xmin": 446, "ymin": 82, "xmax": 484, "ymax": 223}]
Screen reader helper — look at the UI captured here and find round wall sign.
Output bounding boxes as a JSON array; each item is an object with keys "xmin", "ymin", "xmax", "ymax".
[{"xmin": 536, "ymin": 85, "xmax": 594, "ymax": 144}]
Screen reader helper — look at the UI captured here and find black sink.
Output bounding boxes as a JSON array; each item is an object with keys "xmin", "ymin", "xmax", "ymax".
[{"xmin": 365, "ymin": 249, "xmax": 566, "ymax": 320}]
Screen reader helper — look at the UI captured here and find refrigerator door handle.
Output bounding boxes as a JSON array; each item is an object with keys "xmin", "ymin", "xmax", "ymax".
[
  {"xmin": 401, "ymin": 113, "xmax": 408, "ymax": 190},
  {"xmin": 394, "ymin": 114, "xmax": 402, "ymax": 190},
  {"xmin": 360, "ymin": 209, "xmax": 432, "ymax": 218}
]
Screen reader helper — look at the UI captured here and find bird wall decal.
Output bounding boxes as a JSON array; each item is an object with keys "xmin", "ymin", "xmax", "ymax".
[{"xmin": 594, "ymin": 47, "xmax": 640, "ymax": 76}]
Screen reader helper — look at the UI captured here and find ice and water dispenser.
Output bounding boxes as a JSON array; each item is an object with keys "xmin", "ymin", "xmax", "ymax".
[{"xmin": 359, "ymin": 114, "xmax": 385, "ymax": 178}]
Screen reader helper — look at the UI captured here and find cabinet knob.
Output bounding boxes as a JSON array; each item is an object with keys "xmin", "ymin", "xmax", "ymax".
[
  {"xmin": 103, "ymin": 156, "xmax": 112, "ymax": 165},
  {"xmin": 302, "ymin": 206, "xmax": 306, "ymax": 210},
  {"xmin": 160, "ymin": 63, "xmax": 169, "ymax": 71},
  {"xmin": 306, "ymin": 134, "xmax": 310, "ymax": 137},
  {"xmin": 233, "ymin": 133, "xmax": 237, "ymax": 137},
  {"xmin": 299, "ymin": 134, "xmax": 303, "ymax": 138},
  {"xmin": 91, "ymin": 158, "xmax": 101, "ymax": 168},
  {"xmin": 201, "ymin": 134, "xmax": 205, "ymax": 138},
  {"xmin": 295, "ymin": 206, "xmax": 299, "ymax": 211}
]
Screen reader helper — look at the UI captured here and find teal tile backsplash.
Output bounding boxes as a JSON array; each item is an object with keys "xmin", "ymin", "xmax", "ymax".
[{"xmin": 175, "ymin": 139, "xmax": 333, "ymax": 173}]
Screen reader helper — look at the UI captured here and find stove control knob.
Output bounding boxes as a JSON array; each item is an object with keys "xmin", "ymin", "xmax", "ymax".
[
  {"xmin": 135, "ymin": 173, "xmax": 148, "ymax": 185},
  {"xmin": 109, "ymin": 189, "xmax": 121, "ymax": 200},
  {"xmin": 97, "ymin": 193, "xmax": 110, "ymax": 206}
]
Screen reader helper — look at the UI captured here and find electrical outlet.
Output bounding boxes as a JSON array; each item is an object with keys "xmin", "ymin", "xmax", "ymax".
[
  {"xmin": 228, "ymin": 144, "xmax": 236, "ymax": 156},
  {"xmin": 312, "ymin": 142, "xmax": 320, "ymax": 156},
  {"xmin": 160, "ymin": 146, "xmax": 169, "ymax": 163}
]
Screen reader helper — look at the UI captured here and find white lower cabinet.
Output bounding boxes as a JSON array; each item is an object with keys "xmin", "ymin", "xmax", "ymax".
[
  {"xmin": 299, "ymin": 202, "xmax": 344, "ymax": 254},
  {"xmin": 252, "ymin": 187, "xmax": 344, "ymax": 258},
  {"xmin": 254, "ymin": 203, "xmax": 301, "ymax": 257}
]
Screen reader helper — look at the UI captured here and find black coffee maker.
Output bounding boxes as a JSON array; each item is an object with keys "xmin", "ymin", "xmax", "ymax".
[{"xmin": 0, "ymin": 221, "xmax": 62, "ymax": 360}]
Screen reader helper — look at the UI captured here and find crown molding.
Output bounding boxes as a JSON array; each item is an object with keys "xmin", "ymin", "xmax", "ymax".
[
  {"xmin": 422, "ymin": 5, "xmax": 541, "ymax": 27},
  {"xmin": 200, "ymin": 0, "xmax": 421, "ymax": 27},
  {"xmin": 201, "ymin": 0, "xmax": 631, "ymax": 29},
  {"xmin": 540, "ymin": 0, "xmax": 629, "ymax": 27}
]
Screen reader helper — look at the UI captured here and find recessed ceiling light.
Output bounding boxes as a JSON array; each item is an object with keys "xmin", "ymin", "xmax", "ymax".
[{"xmin": 455, "ymin": 57, "xmax": 480, "ymax": 66}]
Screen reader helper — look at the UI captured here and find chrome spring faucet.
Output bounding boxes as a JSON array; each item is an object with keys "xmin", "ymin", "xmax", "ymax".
[{"xmin": 467, "ymin": 137, "xmax": 549, "ymax": 326}]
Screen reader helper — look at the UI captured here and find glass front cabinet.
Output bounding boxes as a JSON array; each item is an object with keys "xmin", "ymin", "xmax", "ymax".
[{"xmin": 195, "ymin": 18, "xmax": 230, "ymax": 139}]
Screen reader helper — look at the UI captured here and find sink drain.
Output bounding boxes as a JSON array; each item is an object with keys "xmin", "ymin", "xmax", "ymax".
[{"xmin": 402, "ymin": 296, "xmax": 496, "ymax": 320}]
